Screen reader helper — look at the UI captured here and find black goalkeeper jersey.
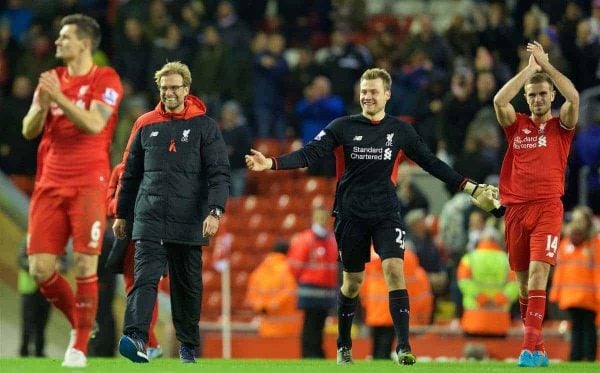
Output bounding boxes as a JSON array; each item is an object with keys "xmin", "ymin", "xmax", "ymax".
[{"xmin": 273, "ymin": 114, "xmax": 466, "ymax": 219}]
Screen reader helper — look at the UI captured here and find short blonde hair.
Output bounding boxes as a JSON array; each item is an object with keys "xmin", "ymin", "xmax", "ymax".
[
  {"xmin": 154, "ymin": 61, "xmax": 192, "ymax": 87},
  {"xmin": 360, "ymin": 68, "xmax": 392, "ymax": 91}
]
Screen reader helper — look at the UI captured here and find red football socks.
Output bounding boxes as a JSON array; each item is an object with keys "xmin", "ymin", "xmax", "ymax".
[
  {"xmin": 73, "ymin": 275, "xmax": 98, "ymax": 354},
  {"xmin": 38, "ymin": 272, "xmax": 75, "ymax": 327},
  {"xmin": 519, "ymin": 296, "xmax": 528, "ymax": 324},
  {"xmin": 523, "ymin": 289, "xmax": 546, "ymax": 351}
]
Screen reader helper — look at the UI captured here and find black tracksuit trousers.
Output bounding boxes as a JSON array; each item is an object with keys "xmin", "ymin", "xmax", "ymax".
[{"xmin": 123, "ymin": 239, "xmax": 203, "ymax": 347}]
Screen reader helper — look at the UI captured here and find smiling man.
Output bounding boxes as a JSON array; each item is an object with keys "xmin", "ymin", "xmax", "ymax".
[
  {"xmin": 245, "ymin": 68, "xmax": 500, "ymax": 366},
  {"xmin": 21, "ymin": 14, "xmax": 123, "ymax": 368},
  {"xmin": 113, "ymin": 61, "xmax": 230, "ymax": 365},
  {"xmin": 493, "ymin": 41, "xmax": 579, "ymax": 368}
]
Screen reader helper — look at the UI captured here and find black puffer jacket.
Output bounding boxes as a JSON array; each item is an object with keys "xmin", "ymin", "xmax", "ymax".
[{"xmin": 116, "ymin": 95, "xmax": 230, "ymax": 246}]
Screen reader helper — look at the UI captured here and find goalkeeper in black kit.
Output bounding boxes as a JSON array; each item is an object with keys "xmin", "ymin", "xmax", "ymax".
[{"xmin": 245, "ymin": 68, "xmax": 501, "ymax": 365}]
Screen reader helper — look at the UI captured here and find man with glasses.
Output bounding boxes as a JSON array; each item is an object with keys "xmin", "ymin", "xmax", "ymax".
[{"xmin": 113, "ymin": 61, "xmax": 230, "ymax": 364}]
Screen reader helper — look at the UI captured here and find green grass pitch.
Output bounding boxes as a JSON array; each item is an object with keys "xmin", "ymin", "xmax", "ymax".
[{"xmin": 0, "ymin": 358, "xmax": 598, "ymax": 373}]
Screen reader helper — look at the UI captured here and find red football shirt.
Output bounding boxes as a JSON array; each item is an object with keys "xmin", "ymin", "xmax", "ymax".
[
  {"xmin": 499, "ymin": 113, "xmax": 575, "ymax": 205},
  {"xmin": 36, "ymin": 65, "xmax": 123, "ymax": 187}
]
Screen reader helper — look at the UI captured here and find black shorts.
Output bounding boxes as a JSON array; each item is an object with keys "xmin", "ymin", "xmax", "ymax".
[{"xmin": 333, "ymin": 212, "xmax": 406, "ymax": 272}]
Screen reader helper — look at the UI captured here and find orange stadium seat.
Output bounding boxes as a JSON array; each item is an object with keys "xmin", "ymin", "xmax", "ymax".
[
  {"xmin": 203, "ymin": 269, "xmax": 220, "ymax": 291},
  {"xmin": 253, "ymin": 232, "xmax": 276, "ymax": 252},
  {"xmin": 300, "ymin": 177, "xmax": 336, "ymax": 195}
]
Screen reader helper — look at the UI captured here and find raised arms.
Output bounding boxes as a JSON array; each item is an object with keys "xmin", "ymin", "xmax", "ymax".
[
  {"xmin": 527, "ymin": 41, "xmax": 579, "ymax": 129},
  {"xmin": 493, "ymin": 54, "xmax": 540, "ymax": 128}
]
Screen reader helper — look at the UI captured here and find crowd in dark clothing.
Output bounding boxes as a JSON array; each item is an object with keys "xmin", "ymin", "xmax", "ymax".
[{"xmin": 2, "ymin": 0, "xmax": 599, "ymax": 200}]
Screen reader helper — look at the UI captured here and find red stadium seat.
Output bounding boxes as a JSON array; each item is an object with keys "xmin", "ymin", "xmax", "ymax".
[{"xmin": 253, "ymin": 138, "xmax": 281, "ymax": 156}]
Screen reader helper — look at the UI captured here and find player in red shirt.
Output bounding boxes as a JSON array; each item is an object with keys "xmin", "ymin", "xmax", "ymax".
[
  {"xmin": 21, "ymin": 14, "xmax": 123, "ymax": 368},
  {"xmin": 493, "ymin": 41, "xmax": 579, "ymax": 367}
]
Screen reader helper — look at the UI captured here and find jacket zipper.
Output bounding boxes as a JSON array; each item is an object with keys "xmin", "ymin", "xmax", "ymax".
[{"xmin": 163, "ymin": 118, "xmax": 176, "ymax": 243}]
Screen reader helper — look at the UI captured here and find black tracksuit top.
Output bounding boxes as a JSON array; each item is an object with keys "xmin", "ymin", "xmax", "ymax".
[
  {"xmin": 273, "ymin": 114, "xmax": 466, "ymax": 220},
  {"xmin": 117, "ymin": 96, "xmax": 230, "ymax": 245}
]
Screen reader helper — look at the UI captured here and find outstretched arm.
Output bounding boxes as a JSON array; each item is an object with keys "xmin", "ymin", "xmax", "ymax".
[
  {"xmin": 245, "ymin": 149, "xmax": 273, "ymax": 171},
  {"xmin": 528, "ymin": 41, "xmax": 579, "ymax": 129},
  {"xmin": 493, "ymin": 53, "xmax": 541, "ymax": 128}
]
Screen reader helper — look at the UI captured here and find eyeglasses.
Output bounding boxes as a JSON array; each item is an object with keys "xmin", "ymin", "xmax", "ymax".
[{"xmin": 158, "ymin": 85, "xmax": 186, "ymax": 92}]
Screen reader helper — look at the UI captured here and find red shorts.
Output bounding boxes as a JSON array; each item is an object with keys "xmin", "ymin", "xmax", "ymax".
[
  {"xmin": 504, "ymin": 199, "xmax": 563, "ymax": 271},
  {"xmin": 27, "ymin": 185, "xmax": 107, "ymax": 256}
]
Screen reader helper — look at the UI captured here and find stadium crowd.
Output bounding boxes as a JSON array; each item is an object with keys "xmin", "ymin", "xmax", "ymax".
[{"xmin": 1, "ymin": 0, "xmax": 600, "ymax": 363}]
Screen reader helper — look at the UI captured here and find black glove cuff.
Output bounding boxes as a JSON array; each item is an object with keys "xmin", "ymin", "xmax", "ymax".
[{"xmin": 490, "ymin": 205, "xmax": 506, "ymax": 218}]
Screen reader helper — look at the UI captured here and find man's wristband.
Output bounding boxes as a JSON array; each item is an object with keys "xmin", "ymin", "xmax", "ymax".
[
  {"xmin": 461, "ymin": 179, "xmax": 479, "ymax": 196},
  {"xmin": 209, "ymin": 208, "xmax": 223, "ymax": 220},
  {"xmin": 490, "ymin": 205, "xmax": 506, "ymax": 218}
]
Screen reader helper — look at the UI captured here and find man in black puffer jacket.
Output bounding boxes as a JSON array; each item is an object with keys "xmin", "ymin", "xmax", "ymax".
[{"xmin": 113, "ymin": 61, "xmax": 230, "ymax": 364}]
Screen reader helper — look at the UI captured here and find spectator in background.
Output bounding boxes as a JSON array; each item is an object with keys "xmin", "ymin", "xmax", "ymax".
[
  {"xmin": 246, "ymin": 241, "xmax": 302, "ymax": 337},
  {"xmin": 191, "ymin": 25, "xmax": 231, "ymax": 115},
  {"xmin": 589, "ymin": 0, "xmax": 600, "ymax": 42},
  {"xmin": 317, "ymin": 28, "xmax": 372, "ymax": 106},
  {"xmin": 460, "ymin": 71, "xmax": 504, "ymax": 175},
  {"xmin": 402, "ymin": 14, "xmax": 454, "ymax": 73},
  {"xmin": 0, "ymin": 75, "xmax": 39, "ymax": 195},
  {"xmin": 395, "ymin": 166, "xmax": 430, "ymax": 215},
  {"xmin": 142, "ymin": 0, "xmax": 170, "ymax": 42},
  {"xmin": 445, "ymin": 13, "xmax": 479, "ymax": 60},
  {"xmin": 550, "ymin": 206, "xmax": 599, "ymax": 362},
  {"xmin": 147, "ymin": 23, "xmax": 193, "ymax": 94},
  {"xmin": 287, "ymin": 47, "xmax": 320, "ymax": 107},
  {"xmin": 287, "ymin": 205, "xmax": 338, "ymax": 358},
  {"xmin": 404, "ymin": 209, "xmax": 446, "ymax": 322},
  {"xmin": 179, "ymin": 1, "xmax": 208, "ymax": 44},
  {"xmin": 114, "ymin": 17, "xmax": 150, "ymax": 93},
  {"xmin": 362, "ymin": 246, "xmax": 433, "ymax": 360},
  {"xmin": 0, "ymin": 18, "xmax": 21, "ymax": 95},
  {"xmin": 439, "ymin": 67, "xmax": 480, "ymax": 164},
  {"xmin": 557, "ymin": 2, "xmax": 584, "ymax": 76},
  {"xmin": 571, "ymin": 103, "xmax": 600, "ymax": 214},
  {"xmin": 457, "ymin": 228, "xmax": 518, "ymax": 337},
  {"xmin": 478, "ymin": 2, "xmax": 518, "ymax": 70},
  {"xmin": 215, "ymin": 0, "xmax": 252, "ymax": 57},
  {"xmin": 572, "ymin": 19, "xmax": 600, "ymax": 91},
  {"xmin": 0, "ymin": 0, "xmax": 33, "ymax": 45},
  {"xmin": 253, "ymin": 32, "xmax": 289, "ymax": 139},
  {"xmin": 296, "ymin": 75, "xmax": 345, "ymax": 145},
  {"xmin": 295, "ymin": 75, "xmax": 344, "ymax": 177},
  {"xmin": 14, "ymin": 27, "xmax": 56, "ymax": 88},
  {"xmin": 220, "ymin": 100, "xmax": 252, "ymax": 197},
  {"xmin": 412, "ymin": 70, "xmax": 447, "ymax": 154},
  {"xmin": 537, "ymin": 28, "xmax": 570, "ymax": 80}
]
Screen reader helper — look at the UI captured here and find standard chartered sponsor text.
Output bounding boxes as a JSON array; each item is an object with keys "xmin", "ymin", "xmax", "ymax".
[{"xmin": 352, "ymin": 146, "xmax": 384, "ymax": 160}]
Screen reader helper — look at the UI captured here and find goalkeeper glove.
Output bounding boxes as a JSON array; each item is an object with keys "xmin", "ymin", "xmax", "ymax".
[{"xmin": 462, "ymin": 179, "xmax": 506, "ymax": 217}]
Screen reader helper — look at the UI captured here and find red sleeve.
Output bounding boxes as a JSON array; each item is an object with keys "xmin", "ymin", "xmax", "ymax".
[
  {"xmin": 106, "ymin": 163, "xmax": 124, "ymax": 217},
  {"xmin": 91, "ymin": 68, "xmax": 123, "ymax": 110},
  {"xmin": 503, "ymin": 113, "xmax": 524, "ymax": 138}
]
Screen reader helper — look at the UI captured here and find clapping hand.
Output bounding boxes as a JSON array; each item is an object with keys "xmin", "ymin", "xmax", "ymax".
[{"xmin": 527, "ymin": 41, "xmax": 549, "ymax": 67}]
